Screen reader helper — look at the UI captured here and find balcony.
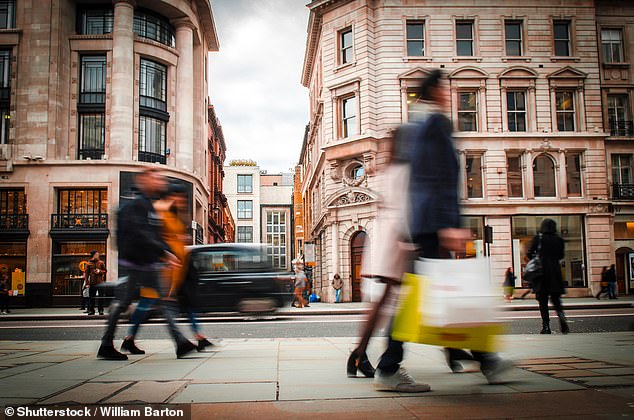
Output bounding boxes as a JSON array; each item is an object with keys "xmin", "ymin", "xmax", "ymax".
[
  {"xmin": 610, "ymin": 121, "xmax": 634, "ymax": 137},
  {"xmin": 79, "ymin": 92, "xmax": 105, "ymax": 105},
  {"xmin": 51, "ymin": 213, "xmax": 108, "ymax": 230},
  {"xmin": 78, "ymin": 148, "xmax": 104, "ymax": 160},
  {"xmin": 138, "ymin": 151, "xmax": 166, "ymax": 164},
  {"xmin": 0, "ymin": 213, "xmax": 28, "ymax": 230},
  {"xmin": 613, "ymin": 184, "xmax": 634, "ymax": 200}
]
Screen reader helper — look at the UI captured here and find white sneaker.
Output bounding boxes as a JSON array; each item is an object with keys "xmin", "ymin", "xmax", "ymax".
[
  {"xmin": 374, "ymin": 367, "xmax": 431, "ymax": 393},
  {"xmin": 483, "ymin": 359, "xmax": 514, "ymax": 384},
  {"xmin": 1, "ymin": 311, "xmax": 6, "ymax": 315}
]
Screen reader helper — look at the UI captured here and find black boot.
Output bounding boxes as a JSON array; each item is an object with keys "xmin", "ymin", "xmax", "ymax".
[
  {"xmin": 176, "ymin": 340, "xmax": 197, "ymax": 359},
  {"xmin": 347, "ymin": 349, "xmax": 375, "ymax": 378},
  {"xmin": 557, "ymin": 311, "xmax": 569, "ymax": 334},
  {"xmin": 121, "ymin": 338, "xmax": 145, "ymax": 354},
  {"xmin": 197, "ymin": 338, "xmax": 213, "ymax": 352},
  {"xmin": 97, "ymin": 343, "xmax": 128, "ymax": 360},
  {"xmin": 540, "ymin": 323, "xmax": 551, "ymax": 334}
]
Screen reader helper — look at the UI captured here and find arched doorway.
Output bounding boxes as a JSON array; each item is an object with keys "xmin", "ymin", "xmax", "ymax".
[
  {"xmin": 350, "ymin": 231, "xmax": 367, "ymax": 302},
  {"xmin": 615, "ymin": 247, "xmax": 633, "ymax": 295}
]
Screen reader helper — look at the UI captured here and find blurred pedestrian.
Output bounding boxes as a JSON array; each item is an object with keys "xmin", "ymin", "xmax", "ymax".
[
  {"xmin": 332, "ymin": 274, "xmax": 343, "ymax": 303},
  {"xmin": 596, "ymin": 267, "xmax": 609, "ymax": 300},
  {"xmin": 503, "ymin": 267, "xmax": 516, "ymax": 302},
  {"xmin": 528, "ymin": 218, "xmax": 569, "ymax": 335},
  {"xmin": 85, "ymin": 250, "xmax": 107, "ymax": 315},
  {"xmin": 293, "ymin": 265, "xmax": 308, "ymax": 308},
  {"xmin": 97, "ymin": 167, "xmax": 196, "ymax": 360},
  {"xmin": 606, "ymin": 264, "xmax": 618, "ymax": 299},
  {"xmin": 0, "ymin": 271, "xmax": 9, "ymax": 314}
]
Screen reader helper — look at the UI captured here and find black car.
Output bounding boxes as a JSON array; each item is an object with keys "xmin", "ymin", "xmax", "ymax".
[{"xmin": 184, "ymin": 244, "xmax": 295, "ymax": 313}]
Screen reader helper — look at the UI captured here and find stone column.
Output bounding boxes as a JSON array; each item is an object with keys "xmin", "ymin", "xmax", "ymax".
[
  {"xmin": 174, "ymin": 19, "xmax": 195, "ymax": 172},
  {"xmin": 110, "ymin": 0, "xmax": 135, "ymax": 160}
]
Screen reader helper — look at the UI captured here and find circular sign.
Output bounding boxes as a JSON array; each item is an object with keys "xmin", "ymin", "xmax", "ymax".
[{"xmin": 78, "ymin": 261, "xmax": 88, "ymax": 272}]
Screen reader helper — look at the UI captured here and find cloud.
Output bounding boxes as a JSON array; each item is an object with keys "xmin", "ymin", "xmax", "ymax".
[{"xmin": 208, "ymin": 0, "xmax": 309, "ymax": 173}]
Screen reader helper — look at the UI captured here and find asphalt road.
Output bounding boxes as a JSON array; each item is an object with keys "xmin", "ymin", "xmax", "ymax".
[{"xmin": 0, "ymin": 308, "xmax": 632, "ymax": 341}]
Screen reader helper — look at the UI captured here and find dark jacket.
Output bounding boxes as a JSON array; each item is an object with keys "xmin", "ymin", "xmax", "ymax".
[
  {"xmin": 117, "ymin": 193, "xmax": 171, "ymax": 265},
  {"xmin": 528, "ymin": 232, "xmax": 565, "ymax": 295},
  {"xmin": 605, "ymin": 267, "xmax": 617, "ymax": 283},
  {"xmin": 85, "ymin": 259, "xmax": 107, "ymax": 285},
  {"xmin": 404, "ymin": 113, "xmax": 460, "ymax": 236}
]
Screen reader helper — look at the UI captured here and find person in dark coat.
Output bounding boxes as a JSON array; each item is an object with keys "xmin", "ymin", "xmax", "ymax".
[
  {"xmin": 528, "ymin": 218, "xmax": 569, "ymax": 334},
  {"xmin": 595, "ymin": 266, "xmax": 609, "ymax": 300},
  {"xmin": 606, "ymin": 264, "xmax": 618, "ymax": 299}
]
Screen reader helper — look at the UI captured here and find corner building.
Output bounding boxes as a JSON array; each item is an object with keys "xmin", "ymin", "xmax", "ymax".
[
  {"xmin": 0, "ymin": 0, "xmax": 219, "ymax": 306},
  {"xmin": 300, "ymin": 0, "xmax": 619, "ymax": 302}
]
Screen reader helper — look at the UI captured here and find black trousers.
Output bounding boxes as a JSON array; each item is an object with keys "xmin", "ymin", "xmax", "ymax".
[
  {"xmin": 536, "ymin": 293, "xmax": 564, "ymax": 325},
  {"xmin": 87, "ymin": 285, "xmax": 103, "ymax": 313},
  {"xmin": 0, "ymin": 293, "xmax": 8, "ymax": 312}
]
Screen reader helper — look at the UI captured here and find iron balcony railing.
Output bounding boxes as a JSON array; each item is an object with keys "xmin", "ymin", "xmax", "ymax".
[
  {"xmin": 78, "ymin": 148, "xmax": 104, "ymax": 160},
  {"xmin": 138, "ymin": 151, "xmax": 166, "ymax": 164},
  {"xmin": 613, "ymin": 183, "xmax": 634, "ymax": 200},
  {"xmin": 610, "ymin": 121, "xmax": 634, "ymax": 137},
  {"xmin": 0, "ymin": 213, "xmax": 28, "ymax": 230},
  {"xmin": 79, "ymin": 92, "xmax": 105, "ymax": 105},
  {"xmin": 51, "ymin": 213, "xmax": 108, "ymax": 229},
  {"xmin": 140, "ymin": 95, "xmax": 167, "ymax": 112}
]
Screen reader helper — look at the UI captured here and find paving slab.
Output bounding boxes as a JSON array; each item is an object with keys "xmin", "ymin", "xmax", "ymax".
[
  {"xmin": 171, "ymin": 382, "xmax": 277, "ymax": 403},
  {"xmin": 568, "ymin": 375, "xmax": 634, "ymax": 387},
  {"xmin": 105, "ymin": 380, "xmax": 187, "ymax": 403},
  {"xmin": 40, "ymin": 381, "xmax": 131, "ymax": 404},
  {"xmin": 0, "ymin": 362, "xmax": 55, "ymax": 379}
]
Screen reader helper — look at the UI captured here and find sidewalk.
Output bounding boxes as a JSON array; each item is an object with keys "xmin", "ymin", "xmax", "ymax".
[
  {"xmin": 0, "ymin": 333, "xmax": 633, "ymax": 418},
  {"xmin": 1, "ymin": 296, "xmax": 632, "ymax": 321}
]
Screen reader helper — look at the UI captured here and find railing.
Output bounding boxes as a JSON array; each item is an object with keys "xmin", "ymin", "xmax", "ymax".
[
  {"xmin": 138, "ymin": 151, "xmax": 166, "ymax": 164},
  {"xmin": 78, "ymin": 148, "xmax": 104, "ymax": 160},
  {"xmin": 613, "ymin": 183, "xmax": 634, "ymax": 200},
  {"xmin": 79, "ymin": 92, "xmax": 105, "ymax": 105},
  {"xmin": 51, "ymin": 213, "xmax": 108, "ymax": 229},
  {"xmin": 610, "ymin": 121, "xmax": 634, "ymax": 137},
  {"xmin": 195, "ymin": 223, "xmax": 204, "ymax": 245},
  {"xmin": 0, "ymin": 213, "xmax": 28, "ymax": 230},
  {"xmin": 140, "ymin": 95, "xmax": 167, "ymax": 112}
]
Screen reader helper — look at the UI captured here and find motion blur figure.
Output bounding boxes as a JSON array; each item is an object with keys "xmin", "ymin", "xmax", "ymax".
[{"xmin": 97, "ymin": 167, "xmax": 196, "ymax": 360}]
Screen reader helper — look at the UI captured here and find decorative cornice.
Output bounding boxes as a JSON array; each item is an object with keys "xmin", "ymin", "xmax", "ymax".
[{"xmin": 113, "ymin": 0, "xmax": 136, "ymax": 8}]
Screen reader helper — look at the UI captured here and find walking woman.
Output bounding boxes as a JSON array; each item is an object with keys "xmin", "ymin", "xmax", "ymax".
[
  {"xmin": 503, "ymin": 267, "xmax": 516, "ymax": 302},
  {"xmin": 528, "ymin": 218, "xmax": 569, "ymax": 335}
]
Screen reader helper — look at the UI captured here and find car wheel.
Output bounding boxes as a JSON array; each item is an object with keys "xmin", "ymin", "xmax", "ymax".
[{"xmin": 238, "ymin": 298, "xmax": 276, "ymax": 314}]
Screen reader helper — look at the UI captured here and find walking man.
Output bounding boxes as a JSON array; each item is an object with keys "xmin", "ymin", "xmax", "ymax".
[{"xmin": 97, "ymin": 167, "xmax": 196, "ymax": 360}]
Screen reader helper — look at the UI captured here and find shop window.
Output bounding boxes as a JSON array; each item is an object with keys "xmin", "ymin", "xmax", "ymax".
[
  {"xmin": 533, "ymin": 154, "xmax": 556, "ymax": 197},
  {"xmin": 0, "ymin": 242, "xmax": 26, "ymax": 291},
  {"xmin": 52, "ymin": 241, "xmax": 106, "ymax": 296},
  {"xmin": 461, "ymin": 216, "xmax": 483, "ymax": 258},
  {"xmin": 614, "ymin": 221, "xmax": 634, "ymax": 240}
]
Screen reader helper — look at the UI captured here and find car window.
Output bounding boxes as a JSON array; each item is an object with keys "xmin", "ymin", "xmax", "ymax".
[{"xmin": 192, "ymin": 248, "xmax": 273, "ymax": 273}]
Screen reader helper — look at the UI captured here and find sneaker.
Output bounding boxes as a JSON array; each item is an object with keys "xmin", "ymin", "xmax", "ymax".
[
  {"xmin": 374, "ymin": 368, "xmax": 431, "ymax": 393},
  {"xmin": 97, "ymin": 344, "xmax": 128, "ymax": 361},
  {"xmin": 120, "ymin": 338, "xmax": 145, "ymax": 355},
  {"xmin": 1, "ymin": 311, "xmax": 6, "ymax": 315},
  {"xmin": 482, "ymin": 359, "xmax": 514, "ymax": 384},
  {"xmin": 176, "ymin": 340, "xmax": 197, "ymax": 359}
]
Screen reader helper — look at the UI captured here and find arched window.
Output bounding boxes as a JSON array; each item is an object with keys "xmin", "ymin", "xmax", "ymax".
[{"xmin": 533, "ymin": 154, "xmax": 556, "ymax": 197}]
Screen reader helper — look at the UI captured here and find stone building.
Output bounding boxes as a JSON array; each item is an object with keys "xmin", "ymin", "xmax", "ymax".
[
  {"xmin": 0, "ymin": 0, "xmax": 219, "ymax": 306},
  {"xmin": 299, "ymin": 0, "xmax": 621, "ymax": 302},
  {"xmin": 225, "ymin": 162, "xmax": 261, "ymax": 246}
]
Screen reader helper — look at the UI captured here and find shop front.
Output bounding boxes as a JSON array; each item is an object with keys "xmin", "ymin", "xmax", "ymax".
[{"xmin": 0, "ymin": 189, "xmax": 29, "ymax": 304}]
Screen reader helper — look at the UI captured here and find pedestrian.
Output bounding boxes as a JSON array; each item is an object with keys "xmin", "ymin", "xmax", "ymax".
[
  {"xmin": 122, "ymin": 181, "xmax": 212, "ymax": 354},
  {"xmin": 503, "ymin": 267, "xmax": 516, "ymax": 302},
  {"xmin": 596, "ymin": 267, "xmax": 609, "ymax": 300},
  {"xmin": 97, "ymin": 167, "xmax": 196, "ymax": 360},
  {"xmin": 85, "ymin": 250, "xmax": 107, "ymax": 315},
  {"xmin": 0, "ymin": 271, "xmax": 9, "ymax": 314},
  {"xmin": 606, "ymin": 264, "xmax": 618, "ymax": 299},
  {"xmin": 293, "ymin": 265, "xmax": 308, "ymax": 308},
  {"xmin": 528, "ymin": 218, "xmax": 569, "ymax": 335},
  {"xmin": 332, "ymin": 273, "xmax": 343, "ymax": 303}
]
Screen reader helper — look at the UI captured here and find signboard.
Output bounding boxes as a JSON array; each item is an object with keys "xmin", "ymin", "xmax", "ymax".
[
  {"xmin": 304, "ymin": 242, "xmax": 316, "ymax": 267},
  {"xmin": 11, "ymin": 269, "xmax": 25, "ymax": 296}
]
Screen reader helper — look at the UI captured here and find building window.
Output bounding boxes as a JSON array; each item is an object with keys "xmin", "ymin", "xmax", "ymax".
[
  {"xmin": 601, "ymin": 29, "xmax": 624, "ymax": 64},
  {"xmin": 139, "ymin": 59, "xmax": 167, "ymax": 112},
  {"xmin": 507, "ymin": 91, "xmax": 527, "ymax": 132},
  {"xmin": 52, "ymin": 241, "xmax": 106, "ymax": 296},
  {"xmin": 237, "ymin": 200, "xmax": 253, "ymax": 220},
  {"xmin": 138, "ymin": 115, "xmax": 166, "ymax": 164},
  {"xmin": 505, "ymin": 20, "xmax": 523, "ymax": 56},
  {"xmin": 79, "ymin": 56, "xmax": 106, "ymax": 105},
  {"xmin": 0, "ymin": 1, "xmax": 15, "ymax": 29},
  {"xmin": 78, "ymin": 114, "xmax": 105, "ymax": 160},
  {"xmin": 350, "ymin": 164, "xmax": 364, "ymax": 180},
  {"xmin": 458, "ymin": 91, "xmax": 478, "ymax": 131},
  {"xmin": 133, "ymin": 10, "xmax": 175, "ymax": 48},
  {"xmin": 456, "ymin": 20, "xmax": 474, "ymax": 56},
  {"xmin": 507, "ymin": 155, "xmax": 523, "ymax": 198},
  {"xmin": 553, "ymin": 20, "xmax": 571, "ymax": 57},
  {"xmin": 555, "ymin": 91, "xmax": 575, "ymax": 132},
  {"xmin": 57, "ymin": 189, "xmax": 108, "ymax": 215},
  {"xmin": 0, "ymin": 48, "xmax": 10, "ymax": 89},
  {"xmin": 0, "ymin": 188, "xmax": 27, "ymax": 229},
  {"xmin": 466, "ymin": 154, "xmax": 483, "ymax": 198},
  {"xmin": 607, "ymin": 94, "xmax": 632, "ymax": 136},
  {"xmin": 78, "ymin": 8, "xmax": 113, "ymax": 35},
  {"xmin": 533, "ymin": 154, "xmax": 556, "ymax": 197},
  {"xmin": 0, "ymin": 49, "xmax": 10, "ymax": 145},
  {"xmin": 236, "ymin": 226, "xmax": 253, "ymax": 243},
  {"xmin": 339, "ymin": 27, "xmax": 353, "ymax": 65},
  {"xmin": 566, "ymin": 153, "xmax": 582, "ymax": 197},
  {"xmin": 265, "ymin": 211, "xmax": 287, "ymax": 268},
  {"xmin": 341, "ymin": 95, "xmax": 357, "ymax": 138},
  {"xmin": 406, "ymin": 21, "xmax": 425, "ymax": 56},
  {"xmin": 612, "ymin": 154, "xmax": 633, "ymax": 185},
  {"xmin": 237, "ymin": 174, "xmax": 253, "ymax": 193}
]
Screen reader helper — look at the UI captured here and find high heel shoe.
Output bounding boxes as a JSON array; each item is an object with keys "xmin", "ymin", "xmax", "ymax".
[{"xmin": 347, "ymin": 350, "xmax": 375, "ymax": 378}]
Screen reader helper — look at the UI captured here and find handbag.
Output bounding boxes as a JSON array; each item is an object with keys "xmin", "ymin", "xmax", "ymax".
[{"xmin": 523, "ymin": 234, "xmax": 543, "ymax": 285}]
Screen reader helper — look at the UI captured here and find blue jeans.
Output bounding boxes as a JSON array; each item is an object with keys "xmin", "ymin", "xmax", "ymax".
[
  {"xmin": 334, "ymin": 289, "xmax": 341, "ymax": 303},
  {"xmin": 608, "ymin": 282, "xmax": 617, "ymax": 299}
]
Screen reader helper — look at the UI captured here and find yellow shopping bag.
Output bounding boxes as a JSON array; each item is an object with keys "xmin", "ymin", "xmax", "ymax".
[{"xmin": 392, "ymin": 269, "xmax": 505, "ymax": 353}]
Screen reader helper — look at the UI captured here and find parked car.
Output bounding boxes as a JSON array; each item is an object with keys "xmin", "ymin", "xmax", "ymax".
[{"xmin": 184, "ymin": 243, "xmax": 295, "ymax": 313}]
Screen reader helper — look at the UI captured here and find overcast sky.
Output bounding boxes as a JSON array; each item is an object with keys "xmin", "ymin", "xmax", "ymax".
[{"xmin": 208, "ymin": 0, "xmax": 310, "ymax": 173}]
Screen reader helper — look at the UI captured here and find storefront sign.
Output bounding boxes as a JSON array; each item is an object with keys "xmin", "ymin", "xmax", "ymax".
[
  {"xmin": 305, "ymin": 243, "xmax": 315, "ymax": 267},
  {"xmin": 11, "ymin": 268, "xmax": 25, "ymax": 296}
]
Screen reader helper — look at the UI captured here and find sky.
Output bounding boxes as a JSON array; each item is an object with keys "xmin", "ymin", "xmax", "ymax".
[{"xmin": 208, "ymin": 0, "xmax": 310, "ymax": 173}]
